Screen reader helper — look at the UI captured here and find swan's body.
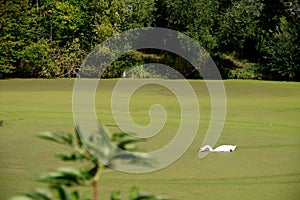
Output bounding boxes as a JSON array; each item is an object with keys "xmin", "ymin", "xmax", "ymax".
[{"xmin": 199, "ymin": 145, "xmax": 236, "ymax": 152}]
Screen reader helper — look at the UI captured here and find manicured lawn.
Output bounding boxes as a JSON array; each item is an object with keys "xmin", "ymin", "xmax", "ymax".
[{"xmin": 0, "ymin": 79, "xmax": 299, "ymax": 199}]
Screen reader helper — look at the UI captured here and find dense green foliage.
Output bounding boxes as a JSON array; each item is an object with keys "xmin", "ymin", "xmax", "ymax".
[{"xmin": 1, "ymin": 0, "xmax": 299, "ymax": 80}]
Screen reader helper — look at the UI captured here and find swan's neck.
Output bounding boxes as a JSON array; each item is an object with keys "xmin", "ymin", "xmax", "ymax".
[{"xmin": 203, "ymin": 145, "xmax": 213, "ymax": 151}]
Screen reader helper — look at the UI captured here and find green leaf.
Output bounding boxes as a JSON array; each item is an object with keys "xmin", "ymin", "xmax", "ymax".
[
  {"xmin": 37, "ymin": 132, "xmax": 73, "ymax": 146},
  {"xmin": 70, "ymin": 191, "xmax": 79, "ymax": 200},
  {"xmin": 109, "ymin": 151, "xmax": 153, "ymax": 167},
  {"xmin": 55, "ymin": 152, "xmax": 87, "ymax": 161},
  {"xmin": 129, "ymin": 187, "xmax": 139, "ymax": 200},
  {"xmin": 10, "ymin": 188, "xmax": 53, "ymax": 200},
  {"xmin": 50, "ymin": 185, "xmax": 70, "ymax": 200},
  {"xmin": 74, "ymin": 127, "xmax": 83, "ymax": 148},
  {"xmin": 116, "ymin": 136, "xmax": 144, "ymax": 150},
  {"xmin": 79, "ymin": 166, "xmax": 97, "ymax": 181},
  {"xmin": 129, "ymin": 187, "xmax": 171, "ymax": 200},
  {"xmin": 84, "ymin": 134, "xmax": 113, "ymax": 160},
  {"xmin": 97, "ymin": 123, "xmax": 113, "ymax": 139},
  {"xmin": 39, "ymin": 168, "xmax": 84, "ymax": 186},
  {"xmin": 10, "ymin": 196, "xmax": 32, "ymax": 200},
  {"xmin": 110, "ymin": 191, "xmax": 121, "ymax": 200}
]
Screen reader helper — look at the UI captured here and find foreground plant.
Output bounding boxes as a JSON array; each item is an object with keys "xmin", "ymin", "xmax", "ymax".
[{"xmin": 11, "ymin": 126, "xmax": 170, "ymax": 200}]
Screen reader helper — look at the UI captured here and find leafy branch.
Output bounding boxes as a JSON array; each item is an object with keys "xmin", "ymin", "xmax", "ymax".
[{"xmin": 11, "ymin": 126, "xmax": 171, "ymax": 200}]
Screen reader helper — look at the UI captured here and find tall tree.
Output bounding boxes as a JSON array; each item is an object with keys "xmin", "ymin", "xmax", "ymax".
[{"xmin": 217, "ymin": 0, "xmax": 264, "ymax": 57}]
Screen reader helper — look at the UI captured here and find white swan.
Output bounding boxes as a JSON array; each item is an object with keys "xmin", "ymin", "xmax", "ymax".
[{"xmin": 199, "ymin": 145, "xmax": 236, "ymax": 152}]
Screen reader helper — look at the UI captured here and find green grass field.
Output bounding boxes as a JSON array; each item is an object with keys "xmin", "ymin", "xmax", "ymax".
[{"xmin": 0, "ymin": 79, "xmax": 300, "ymax": 199}]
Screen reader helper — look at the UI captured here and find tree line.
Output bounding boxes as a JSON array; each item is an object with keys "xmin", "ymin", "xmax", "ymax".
[{"xmin": 1, "ymin": 0, "xmax": 299, "ymax": 80}]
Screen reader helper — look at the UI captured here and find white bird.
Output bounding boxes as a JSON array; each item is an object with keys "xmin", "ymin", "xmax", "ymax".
[
  {"xmin": 122, "ymin": 70, "xmax": 126, "ymax": 78},
  {"xmin": 199, "ymin": 145, "xmax": 237, "ymax": 152}
]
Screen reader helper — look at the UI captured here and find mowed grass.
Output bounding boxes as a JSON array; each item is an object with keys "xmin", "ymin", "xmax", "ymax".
[{"xmin": 0, "ymin": 79, "xmax": 300, "ymax": 199}]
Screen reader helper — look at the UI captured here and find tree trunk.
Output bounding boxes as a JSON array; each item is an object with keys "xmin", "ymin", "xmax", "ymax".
[{"xmin": 93, "ymin": 180, "xmax": 98, "ymax": 200}]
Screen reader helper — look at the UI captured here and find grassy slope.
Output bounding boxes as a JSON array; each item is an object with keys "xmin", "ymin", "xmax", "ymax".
[{"xmin": 0, "ymin": 79, "xmax": 299, "ymax": 199}]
